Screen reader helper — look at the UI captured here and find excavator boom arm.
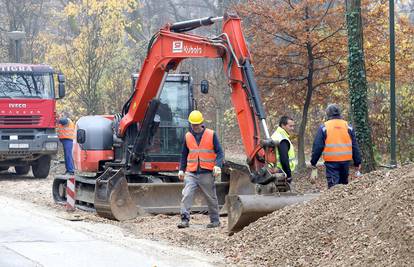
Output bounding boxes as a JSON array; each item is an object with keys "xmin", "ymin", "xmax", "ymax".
[{"xmin": 119, "ymin": 13, "xmax": 277, "ymax": 184}]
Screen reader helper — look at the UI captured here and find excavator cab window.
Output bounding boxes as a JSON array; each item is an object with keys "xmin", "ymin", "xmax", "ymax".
[{"xmin": 146, "ymin": 74, "xmax": 191, "ymax": 161}]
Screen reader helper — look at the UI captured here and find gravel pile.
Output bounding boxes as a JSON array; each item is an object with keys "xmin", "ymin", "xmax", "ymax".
[
  {"xmin": 1, "ymin": 161, "xmax": 412, "ymax": 266},
  {"xmin": 225, "ymin": 164, "xmax": 414, "ymax": 266}
]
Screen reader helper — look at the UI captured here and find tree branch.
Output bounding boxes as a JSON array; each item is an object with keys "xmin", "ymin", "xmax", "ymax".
[
  {"xmin": 313, "ymin": 61, "xmax": 342, "ymax": 72},
  {"xmin": 313, "ymin": 77, "xmax": 346, "ymax": 89},
  {"xmin": 310, "ymin": 0, "xmax": 334, "ymax": 32},
  {"xmin": 312, "ymin": 26, "xmax": 344, "ymax": 49}
]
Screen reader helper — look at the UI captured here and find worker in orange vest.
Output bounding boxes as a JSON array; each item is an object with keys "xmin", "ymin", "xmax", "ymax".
[
  {"xmin": 57, "ymin": 113, "xmax": 76, "ymax": 175},
  {"xmin": 310, "ymin": 104, "xmax": 361, "ymax": 188},
  {"xmin": 177, "ymin": 110, "xmax": 224, "ymax": 229}
]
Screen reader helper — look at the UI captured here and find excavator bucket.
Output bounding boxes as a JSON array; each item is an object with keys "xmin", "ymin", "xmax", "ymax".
[
  {"xmin": 227, "ymin": 193, "xmax": 320, "ymax": 234},
  {"xmin": 220, "ymin": 162, "xmax": 322, "ymax": 234},
  {"xmin": 94, "ymin": 168, "xmax": 138, "ymax": 221},
  {"xmin": 219, "ymin": 164, "xmax": 255, "ymax": 215}
]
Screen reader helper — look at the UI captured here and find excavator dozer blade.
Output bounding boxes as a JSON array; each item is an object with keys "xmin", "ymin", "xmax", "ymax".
[
  {"xmin": 94, "ymin": 168, "xmax": 138, "ymax": 221},
  {"xmin": 227, "ymin": 193, "xmax": 319, "ymax": 234},
  {"xmin": 127, "ymin": 182, "xmax": 229, "ymax": 214}
]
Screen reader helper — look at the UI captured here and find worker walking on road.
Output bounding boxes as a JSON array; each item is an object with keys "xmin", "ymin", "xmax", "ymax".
[
  {"xmin": 310, "ymin": 104, "xmax": 362, "ymax": 188},
  {"xmin": 177, "ymin": 110, "xmax": 224, "ymax": 229},
  {"xmin": 57, "ymin": 112, "xmax": 75, "ymax": 175},
  {"xmin": 271, "ymin": 116, "xmax": 296, "ymax": 186}
]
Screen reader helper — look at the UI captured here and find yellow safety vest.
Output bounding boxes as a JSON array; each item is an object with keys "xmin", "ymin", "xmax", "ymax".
[{"xmin": 271, "ymin": 127, "xmax": 296, "ymax": 171}]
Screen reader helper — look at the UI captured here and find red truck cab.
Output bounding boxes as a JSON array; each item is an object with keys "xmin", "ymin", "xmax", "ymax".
[{"xmin": 0, "ymin": 63, "xmax": 65, "ymax": 178}]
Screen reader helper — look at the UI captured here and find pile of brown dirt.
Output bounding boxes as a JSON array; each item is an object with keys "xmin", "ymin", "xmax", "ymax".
[
  {"xmin": 1, "ymin": 160, "xmax": 412, "ymax": 266},
  {"xmin": 225, "ymin": 164, "xmax": 414, "ymax": 266}
]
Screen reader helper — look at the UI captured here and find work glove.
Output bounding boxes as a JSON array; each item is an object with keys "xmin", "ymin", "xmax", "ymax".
[
  {"xmin": 310, "ymin": 166, "xmax": 318, "ymax": 183},
  {"xmin": 213, "ymin": 166, "xmax": 221, "ymax": 177},
  {"xmin": 178, "ymin": 170, "xmax": 185, "ymax": 181}
]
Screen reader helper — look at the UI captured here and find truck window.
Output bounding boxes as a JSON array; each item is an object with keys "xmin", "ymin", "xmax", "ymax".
[{"xmin": 0, "ymin": 73, "xmax": 54, "ymax": 99}]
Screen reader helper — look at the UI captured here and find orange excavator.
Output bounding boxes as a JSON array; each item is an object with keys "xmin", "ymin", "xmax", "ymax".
[{"xmin": 52, "ymin": 13, "xmax": 317, "ymax": 233}]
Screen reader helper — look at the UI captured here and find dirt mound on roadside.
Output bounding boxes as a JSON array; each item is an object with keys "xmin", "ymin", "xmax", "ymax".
[{"xmin": 226, "ymin": 164, "xmax": 414, "ymax": 267}]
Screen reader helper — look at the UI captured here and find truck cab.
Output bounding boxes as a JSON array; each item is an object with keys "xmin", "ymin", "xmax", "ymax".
[{"xmin": 0, "ymin": 63, "xmax": 65, "ymax": 178}]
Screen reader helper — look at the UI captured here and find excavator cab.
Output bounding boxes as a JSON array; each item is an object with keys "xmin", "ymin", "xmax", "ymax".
[{"xmin": 143, "ymin": 74, "xmax": 193, "ymax": 174}]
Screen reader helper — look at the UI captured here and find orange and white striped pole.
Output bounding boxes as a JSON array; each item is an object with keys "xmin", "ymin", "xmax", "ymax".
[{"xmin": 66, "ymin": 175, "xmax": 76, "ymax": 211}]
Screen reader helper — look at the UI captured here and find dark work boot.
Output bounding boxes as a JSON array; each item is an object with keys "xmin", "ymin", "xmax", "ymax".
[
  {"xmin": 177, "ymin": 220, "xmax": 189, "ymax": 228},
  {"xmin": 206, "ymin": 221, "xmax": 220, "ymax": 228},
  {"xmin": 177, "ymin": 214, "xmax": 189, "ymax": 229}
]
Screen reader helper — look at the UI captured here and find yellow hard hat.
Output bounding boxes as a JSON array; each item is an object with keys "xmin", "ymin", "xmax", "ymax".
[{"xmin": 188, "ymin": 110, "xmax": 204, "ymax": 124}]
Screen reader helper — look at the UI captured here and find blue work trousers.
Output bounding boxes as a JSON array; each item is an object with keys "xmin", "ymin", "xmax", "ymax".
[
  {"xmin": 60, "ymin": 139, "xmax": 74, "ymax": 173},
  {"xmin": 325, "ymin": 161, "xmax": 350, "ymax": 188}
]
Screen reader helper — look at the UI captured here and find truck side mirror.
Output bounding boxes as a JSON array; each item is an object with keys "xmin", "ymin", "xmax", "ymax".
[
  {"xmin": 77, "ymin": 129, "xmax": 86, "ymax": 144},
  {"xmin": 200, "ymin": 80, "xmax": 209, "ymax": 94},
  {"xmin": 57, "ymin": 73, "xmax": 65, "ymax": 98}
]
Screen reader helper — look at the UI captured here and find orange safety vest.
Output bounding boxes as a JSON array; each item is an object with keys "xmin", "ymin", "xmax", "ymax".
[
  {"xmin": 323, "ymin": 119, "xmax": 353, "ymax": 162},
  {"xmin": 185, "ymin": 128, "xmax": 216, "ymax": 172},
  {"xmin": 57, "ymin": 119, "xmax": 76, "ymax": 140}
]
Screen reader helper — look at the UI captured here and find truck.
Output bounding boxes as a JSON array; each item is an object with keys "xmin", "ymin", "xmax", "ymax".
[{"xmin": 0, "ymin": 63, "xmax": 65, "ymax": 178}]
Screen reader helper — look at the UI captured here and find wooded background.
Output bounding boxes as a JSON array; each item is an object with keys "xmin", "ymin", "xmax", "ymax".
[{"xmin": 0, "ymin": 0, "xmax": 413, "ymax": 167}]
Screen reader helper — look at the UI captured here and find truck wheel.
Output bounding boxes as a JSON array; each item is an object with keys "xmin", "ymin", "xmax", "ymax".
[
  {"xmin": 15, "ymin": 165, "xmax": 30, "ymax": 175},
  {"xmin": 32, "ymin": 156, "xmax": 51, "ymax": 179},
  {"xmin": 52, "ymin": 177, "xmax": 67, "ymax": 204}
]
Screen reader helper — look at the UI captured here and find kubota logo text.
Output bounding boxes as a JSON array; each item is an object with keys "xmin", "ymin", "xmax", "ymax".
[
  {"xmin": 9, "ymin": 103, "xmax": 27, "ymax": 108},
  {"xmin": 172, "ymin": 41, "xmax": 202, "ymax": 54}
]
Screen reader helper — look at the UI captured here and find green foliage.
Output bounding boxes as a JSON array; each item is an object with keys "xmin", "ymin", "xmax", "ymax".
[{"xmin": 372, "ymin": 145, "xmax": 383, "ymax": 163}]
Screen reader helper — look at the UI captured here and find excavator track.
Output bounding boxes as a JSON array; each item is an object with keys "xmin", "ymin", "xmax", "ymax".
[{"xmin": 94, "ymin": 168, "xmax": 138, "ymax": 221}]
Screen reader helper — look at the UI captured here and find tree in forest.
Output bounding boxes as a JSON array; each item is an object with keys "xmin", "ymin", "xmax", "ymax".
[
  {"xmin": 361, "ymin": 1, "xmax": 414, "ymax": 163},
  {"xmin": 237, "ymin": 0, "xmax": 347, "ymax": 170},
  {"xmin": 345, "ymin": 0, "xmax": 376, "ymax": 172},
  {"xmin": 45, "ymin": 0, "xmax": 139, "ymax": 115},
  {"xmin": 349, "ymin": 1, "xmax": 414, "ymax": 164},
  {"xmin": 0, "ymin": 0, "xmax": 52, "ymax": 63}
]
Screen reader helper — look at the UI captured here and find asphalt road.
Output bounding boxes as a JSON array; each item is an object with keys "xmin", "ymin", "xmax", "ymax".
[{"xmin": 0, "ymin": 195, "xmax": 223, "ymax": 267}]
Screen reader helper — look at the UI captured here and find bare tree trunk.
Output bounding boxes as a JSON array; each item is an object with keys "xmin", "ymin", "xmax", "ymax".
[{"xmin": 297, "ymin": 41, "xmax": 314, "ymax": 171}]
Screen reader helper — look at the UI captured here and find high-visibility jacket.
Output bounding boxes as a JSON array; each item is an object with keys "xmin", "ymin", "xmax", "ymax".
[
  {"xmin": 271, "ymin": 126, "xmax": 296, "ymax": 171},
  {"xmin": 57, "ymin": 119, "xmax": 76, "ymax": 140},
  {"xmin": 322, "ymin": 119, "xmax": 352, "ymax": 161},
  {"xmin": 185, "ymin": 128, "xmax": 216, "ymax": 172}
]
